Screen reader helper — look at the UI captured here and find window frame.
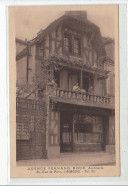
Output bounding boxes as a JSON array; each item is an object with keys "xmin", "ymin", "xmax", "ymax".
[
  {"xmin": 73, "ymin": 37, "xmax": 81, "ymax": 55},
  {"xmin": 64, "ymin": 34, "xmax": 72, "ymax": 53},
  {"xmin": 63, "ymin": 29, "xmax": 81, "ymax": 56}
]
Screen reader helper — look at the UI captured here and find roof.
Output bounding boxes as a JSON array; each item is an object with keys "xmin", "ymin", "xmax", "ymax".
[
  {"xmin": 28, "ymin": 12, "xmax": 106, "ymax": 57},
  {"xmin": 102, "ymin": 37, "xmax": 114, "ymax": 64},
  {"xmin": 102, "ymin": 37, "xmax": 114, "ymax": 45},
  {"xmin": 16, "ymin": 47, "xmax": 31, "ymax": 61},
  {"xmin": 16, "ymin": 11, "xmax": 107, "ymax": 59},
  {"xmin": 16, "ymin": 38, "xmax": 28, "ymax": 45},
  {"xmin": 30, "ymin": 14, "xmax": 100, "ymax": 45}
]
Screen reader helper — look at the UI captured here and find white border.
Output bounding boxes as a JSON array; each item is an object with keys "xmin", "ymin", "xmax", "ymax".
[{"xmin": 0, "ymin": 0, "xmax": 128, "ymax": 185}]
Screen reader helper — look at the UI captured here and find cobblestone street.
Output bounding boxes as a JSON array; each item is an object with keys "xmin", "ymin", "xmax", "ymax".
[{"xmin": 17, "ymin": 152, "xmax": 115, "ymax": 166}]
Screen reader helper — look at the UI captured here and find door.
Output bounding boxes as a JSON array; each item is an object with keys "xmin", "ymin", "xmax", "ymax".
[
  {"xmin": 68, "ymin": 72, "xmax": 79, "ymax": 90},
  {"xmin": 83, "ymin": 76, "xmax": 89, "ymax": 92},
  {"xmin": 60, "ymin": 112, "xmax": 73, "ymax": 152}
]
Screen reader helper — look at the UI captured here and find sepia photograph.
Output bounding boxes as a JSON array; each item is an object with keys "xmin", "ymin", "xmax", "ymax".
[{"xmin": 9, "ymin": 5, "xmax": 119, "ymax": 178}]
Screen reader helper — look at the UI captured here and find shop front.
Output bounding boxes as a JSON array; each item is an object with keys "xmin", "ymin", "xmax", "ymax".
[
  {"xmin": 60, "ymin": 111, "xmax": 104, "ymax": 153},
  {"xmin": 47, "ymin": 101, "xmax": 113, "ymax": 158}
]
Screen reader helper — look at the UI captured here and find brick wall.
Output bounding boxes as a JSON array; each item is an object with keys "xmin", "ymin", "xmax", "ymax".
[{"xmin": 16, "ymin": 97, "xmax": 47, "ymax": 160}]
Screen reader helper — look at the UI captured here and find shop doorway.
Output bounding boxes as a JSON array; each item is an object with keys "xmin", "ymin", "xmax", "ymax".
[{"xmin": 60, "ymin": 112, "xmax": 73, "ymax": 152}]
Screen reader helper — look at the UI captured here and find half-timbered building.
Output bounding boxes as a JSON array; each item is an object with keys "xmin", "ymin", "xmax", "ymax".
[{"xmin": 16, "ymin": 11, "xmax": 115, "ymax": 160}]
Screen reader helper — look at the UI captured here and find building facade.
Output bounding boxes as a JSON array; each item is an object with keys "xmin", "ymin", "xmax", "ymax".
[{"xmin": 16, "ymin": 11, "xmax": 115, "ymax": 160}]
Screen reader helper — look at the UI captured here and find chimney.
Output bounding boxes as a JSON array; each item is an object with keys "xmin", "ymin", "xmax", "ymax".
[{"xmin": 65, "ymin": 11, "xmax": 87, "ymax": 21}]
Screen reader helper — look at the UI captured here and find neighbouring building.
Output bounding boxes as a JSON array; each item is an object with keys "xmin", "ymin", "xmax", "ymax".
[{"xmin": 16, "ymin": 11, "xmax": 115, "ymax": 160}]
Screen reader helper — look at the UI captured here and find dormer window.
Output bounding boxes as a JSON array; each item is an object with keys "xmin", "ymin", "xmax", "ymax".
[
  {"xmin": 64, "ymin": 28, "xmax": 81, "ymax": 56},
  {"xmin": 63, "ymin": 27, "xmax": 82, "ymax": 57}
]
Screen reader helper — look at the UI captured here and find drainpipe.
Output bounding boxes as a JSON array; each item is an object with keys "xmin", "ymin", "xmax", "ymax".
[{"xmin": 26, "ymin": 39, "xmax": 29, "ymax": 83}]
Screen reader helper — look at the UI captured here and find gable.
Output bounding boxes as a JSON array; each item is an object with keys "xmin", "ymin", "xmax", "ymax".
[{"xmin": 30, "ymin": 13, "xmax": 106, "ymax": 57}]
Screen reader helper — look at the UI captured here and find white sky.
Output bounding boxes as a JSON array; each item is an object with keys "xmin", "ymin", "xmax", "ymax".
[{"xmin": 14, "ymin": 5, "xmax": 118, "ymax": 41}]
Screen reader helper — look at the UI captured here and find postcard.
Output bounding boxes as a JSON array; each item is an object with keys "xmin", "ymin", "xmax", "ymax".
[{"xmin": 9, "ymin": 5, "xmax": 119, "ymax": 178}]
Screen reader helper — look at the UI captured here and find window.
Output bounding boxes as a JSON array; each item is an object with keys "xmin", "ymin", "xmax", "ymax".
[
  {"xmin": 64, "ymin": 35, "xmax": 72, "ymax": 53},
  {"xmin": 75, "ymin": 123, "xmax": 93, "ymax": 133},
  {"xmin": 62, "ymin": 123, "xmax": 72, "ymax": 143},
  {"xmin": 74, "ymin": 123, "xmax": 103, "ymax": 144},
  {"xmin": 64, "ymin": 30, "xmax": 81, "ymax": 55},
  {"xmin": 74, "ymin": 123, "xmax": 93, "ymax": 143},
  {"xmin": 74, "ymin": 38, "xmax": 80, "ymax": 54}
]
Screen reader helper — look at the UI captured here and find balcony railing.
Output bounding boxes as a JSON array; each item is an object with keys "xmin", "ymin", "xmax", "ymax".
[
  {"xmin": 54, "ymin": 88, "xmax": 111, "ymax": 105},
  {"xmin": 46, "ymin": 82, "xmax": 115, "ymax": 108}
]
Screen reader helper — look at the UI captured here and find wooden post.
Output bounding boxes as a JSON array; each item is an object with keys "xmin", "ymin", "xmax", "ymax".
[
  {"xmin": 80, "ymin": 70, "xmax": 83, "ymax": 89},
  {"xmin": 72, "ymin": 116, "xmax": 74, "ymax": 152}
]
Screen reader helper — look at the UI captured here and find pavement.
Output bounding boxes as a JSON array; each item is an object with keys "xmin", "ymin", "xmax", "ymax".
[{"xmin": 17, "ymin": 152, "xmax": 116, "ymax": 166}]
